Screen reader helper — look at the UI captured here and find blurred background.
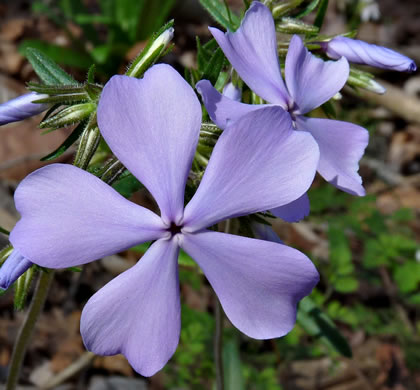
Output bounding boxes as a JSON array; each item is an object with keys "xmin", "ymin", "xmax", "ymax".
[{"xmin": 0, "ymin": 0, "xmax": 419, "ymax": 389}]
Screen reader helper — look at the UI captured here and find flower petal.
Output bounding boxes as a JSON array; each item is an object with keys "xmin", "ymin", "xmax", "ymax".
[
  {"xmin": 180, "ymin": 231, "xmax": 319, "ymax": 339},
  {"xmin": 285, "ymin": 35, "xmax": 349, "ymax": 114},
  {"xmin": 81, "ymin": 238, "xmax": 180, "ymax": 377},
  {"xmin": 324, "ymin": 37, "xmax": 417, "ymax": 72},
  {"xmin": 10, "ymin": 164, "xmax": 166, "ymax": 268},
  {"xmin": 210, "ymin": 2, "xmax": 288, "ymax": 105},
  {"xmin": 0, "ymin": 92, "xmax": 48, "ymax": 126},
  {"xmin": 97, "ymin": 64, "xmax": 202, "ymax": 225},
  {"xmin": 296, "ymin": 116, "xmax": 369, "ymax": 196},
  {"xmin": 0, "ymin": 250, "xmax": 32, "ymax": 290},
  {"xmin": 183, "ymin": 107, "xmax": 319, "ymax": 231},
  {"xmin": 270, "ymin": 193, "xmax": 310, "ymax": 222},
  {"xmin": 196, "ymin": 80, "xmax": 263, "ymax": 129}
]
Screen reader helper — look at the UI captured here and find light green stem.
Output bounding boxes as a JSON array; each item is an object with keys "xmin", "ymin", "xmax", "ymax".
[{"xmin": 6, "ymin": 271, "xmax": 54, "ymax": 390}]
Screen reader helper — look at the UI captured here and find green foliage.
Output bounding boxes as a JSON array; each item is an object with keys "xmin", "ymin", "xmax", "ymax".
[
  {"xmin": 24, "ymin": 47, "xmax": 78, "ymax": 85},
  {"xmin": 27, "ymin": 0, "xmax": 177, "ymax": 75},
  {"xmin": 298, "ymin": 296, "xmax": 352, "ymax": 357},
  {"xmin": 165, "ymin": 304, "xmax": 215, "ymax": 388},
  {"xmin": 199, "ymin": 0, "xmax": 241, "ymax": 31}
]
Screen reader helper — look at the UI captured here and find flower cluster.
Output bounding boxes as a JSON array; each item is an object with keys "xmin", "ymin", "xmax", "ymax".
[{"xmin": 0, "ymin": 0, "xmax": 416, "ymax": 378}]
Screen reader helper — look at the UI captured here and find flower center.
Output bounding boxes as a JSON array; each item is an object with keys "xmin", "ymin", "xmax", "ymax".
[{"xmin": 168, "ymin": 222, "xmax": 182, "ymax": 235}]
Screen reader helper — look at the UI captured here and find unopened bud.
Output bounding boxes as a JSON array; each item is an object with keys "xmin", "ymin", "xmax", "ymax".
[
  {"xmin": 321, "ymin": 37, "xmax": 416, "ymax": 73},
  {"xmin": 347, "ymin": 68, "xmax": 386, "ymax": 94},
  {"xmin": 0, "ymin": 249, "xmax": 33, "ymax": 291},
  {"xmin": 126, "ymin": 24, "xmax": 174, "ymax": 78},
  {"xmin": 40, "ymin": 102, "xmax": 96, "ymax": 129},
  {"xmin": 0, "ymin": 92, "xmax": 48, "ymax": 126}
]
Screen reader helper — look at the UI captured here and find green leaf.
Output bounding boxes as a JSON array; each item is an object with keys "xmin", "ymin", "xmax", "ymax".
[
  {"xmin": 334, "ymin": 276, "xmax": 359, "ymax": 293},
  {"xmin": 202, "ymin": 47, "xmax": 226, "ymax": 86},
  {"xmin": 394, "ymin": 262, "xmax": 420, "ymax": 294},
  {"xmin": 223, "ymin": 339, "xmax": 245, "ymax": 390},
  {"xmin": 112, "ymin": 173, "xmax": 143, "ymax": 198},
  {"xmin": 199, "ymin": 0, "xmax": 240, "ymax": 31},
  {"xmin": 314, "ymin": 0, "xmax": 329, "ymax": 29},
  {"xmin": 298, "ymin": 296, "xmax": 352, "ymax": 357},
  {"xmin": 0, "ymin": 226, "xmax": 10, "ymax": 235},
  {"xmin": 21, "ymin": 41, "xmax": 92, "ymax": 74},
  {"xmin": 24, "ymin": 47, "xmax": 78, "ymax": 86},
  {"xmin": 40, "ymin": 121, "xmax": 86, "ymax": 161},
  {"xmin": 295, "ymin": 0, "xmax": 320, "ymax": 18}
]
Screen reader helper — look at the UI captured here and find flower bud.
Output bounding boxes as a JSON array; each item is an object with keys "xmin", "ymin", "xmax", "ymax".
[
  {"xmin": 347, "ymin": 68, "xmax": 386, "ymax": 94},
  {"xmin": 0, "ymin": 92, "xmax": 48, "ymax": 126},
  {"xmin": 40, "ymin": 102, "xmax": 96, "ymax": 129},
  {"xmin": 0, "ymin": 249, "xmax": 32, "ymax": 290},
  {"xmin": 126, "ymin": 24, "xmax": 174, "ymax": 78},
  {"xmin": 321, "ymin": 37, "xmax": 417, "ymax": 72},
  {"xmin": 222, "ymin": 82, "xmax": 242, "ymax": 102}
]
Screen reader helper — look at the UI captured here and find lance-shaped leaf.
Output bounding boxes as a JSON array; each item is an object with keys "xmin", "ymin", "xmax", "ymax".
[
  {"xmin": 297, "ymin": 296, "xmax": 352, "ymax": 357},
  {"xmin": 25, "ymin": 47, "xmax": 78, "ymax": 86}
]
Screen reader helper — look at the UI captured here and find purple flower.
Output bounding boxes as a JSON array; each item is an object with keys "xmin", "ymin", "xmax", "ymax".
[
  {"xmin": 197, "ymin": 1, "xmax": 369, "ymax": 222},
  {"xmin": 0, "ymin": 92, "xmax": 48, "ymax": 126},
  {"xmin": 10, "ymin": 64, "xmax": 320, "ymax": 376},
  {"xmin": 322, "ymin": 37, "xmax": 417, "ymax": 72},
  {"xmin": 0, "ymin": 250, "xmax": 32, "ymax": 290}
]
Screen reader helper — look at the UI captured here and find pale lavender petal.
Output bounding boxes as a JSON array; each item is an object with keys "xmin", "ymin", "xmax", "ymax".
[
  {"xmin": 183, "ymin": 107, "xmax": 319, "ymax": 232},
  {"xmin": 210, "ymin": 2, "xmax": 288, "ymax": 106},
  {"xmin": 323, "ymin": 37, "xmax": 417, "ymax": 72},
  {"xmin": 270, "ymin": 193, "xmax": 310, "ymax": 222},
  {"xmin": 97, "ymin": 64, "xmax": 202, "ymax": 225},
  {"xmin": 10, "ymin": 164, "xmax": 166, "ymax": 268},
  {"xmin": 251, "ymin": 222, "xmax": 283, "ymax": 244},
  {"xmin": 81, "ymin": 238, "xmax": 180, "ymax": 377},
  {"xmin": 285, "ymin": 35, "xmax": 349, "ymax": 115},
  {"xmin": 180, "ymin": 231, "xmax": 319, "ymax": 339},
  {"xmin": 196, "ymin": 80, "xmax": 263, "ymax": 129},
  {"xmin": 222, "ymin": 82, "xmax": 242, "ymax": 101},
  {"xmin": 0, "ymin": 92, "xmax": 48, "ymax": 126},
  {"xmin": 0, "ymin": 250, "xmax": 32, "ymax": 290},
  {"xmin": 296, "ymin": 116, "xmax": 369, "ymax": 196}
]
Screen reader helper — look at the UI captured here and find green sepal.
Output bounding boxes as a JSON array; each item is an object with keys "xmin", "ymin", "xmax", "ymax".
[
  {"xmin": 40, "ymin": 121, "xmax": 86, "ymax": 161},
  {"xmin": 39, "ymin": 103, "xmax": 96, "ymax": 129},
  {"xmin": 25, "ymin": 47, "xmax": 78, "ymax": 86},
  {"xmin": 14, "ymin": 266, "xmax": 36, "ymax": 311},
  {"xmin": 0, "ymin": 245, "xmax": 13, "ymax": 265},
  {"xmin": 32, "ymin": 93, "xmax": 89, "ymax": 105},
  {"xmin": 199, "ymin": 0, "xmax": 240, "ymax": 31},
  {"xmin": 276, "ymin": 17, "xmax": 319, "ymax": 34},
  {"xmin": 297, "ymin": 296, "xmax": 352, "ymax": 357}
]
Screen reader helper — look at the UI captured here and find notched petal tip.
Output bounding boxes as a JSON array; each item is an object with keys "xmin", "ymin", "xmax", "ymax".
[{"xmin": 181, "ymin": 231, "xmax": 319, "ymax": 339}]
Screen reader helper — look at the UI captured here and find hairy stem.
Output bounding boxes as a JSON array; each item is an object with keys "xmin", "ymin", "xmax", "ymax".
[{"xmin": 6, "ymin": 271, "xmax": 54, "ymax": 390}]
